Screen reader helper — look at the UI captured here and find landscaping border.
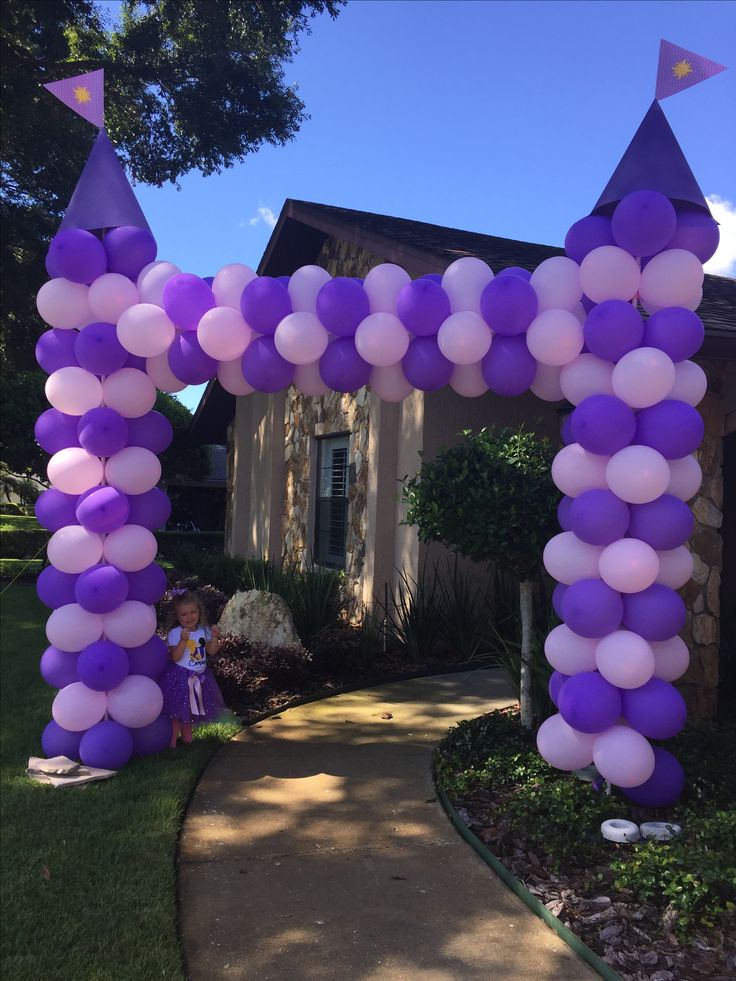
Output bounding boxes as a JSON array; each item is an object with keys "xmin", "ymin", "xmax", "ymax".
[{"xmin": 433, "ymin": 778, "xmax": 622, "ymax": 981}]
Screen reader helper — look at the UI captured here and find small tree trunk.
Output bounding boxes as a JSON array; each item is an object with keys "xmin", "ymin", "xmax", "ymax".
[{"xmin": 519, "ymin": 578, "xmax": 534, "ymax": 729}]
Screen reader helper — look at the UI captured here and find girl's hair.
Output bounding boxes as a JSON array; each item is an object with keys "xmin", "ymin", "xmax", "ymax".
[{"xmin": 163, "ymin": 589, "xmax": 209, "ymax": 631}]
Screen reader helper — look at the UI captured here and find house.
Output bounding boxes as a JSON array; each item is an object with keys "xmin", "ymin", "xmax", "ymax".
[{"xmin": 192, "ymin": 200, "xmax": 736, "ymax": 718}]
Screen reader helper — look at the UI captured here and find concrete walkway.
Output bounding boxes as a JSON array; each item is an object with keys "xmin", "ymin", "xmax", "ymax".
[{"xmin": 179, "ymin": 669, "xmax": 596, "ymax": 980}]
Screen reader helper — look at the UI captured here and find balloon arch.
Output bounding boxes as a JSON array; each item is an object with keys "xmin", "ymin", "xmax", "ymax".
[{"xmin": 33, "ymin": 168, "xmax": 716, "ymax": 804}]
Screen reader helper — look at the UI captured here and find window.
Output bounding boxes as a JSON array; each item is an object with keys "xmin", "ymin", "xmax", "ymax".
[{"xmin": 314, "ymin": 434, "xmax": 350, "ymax": 569}]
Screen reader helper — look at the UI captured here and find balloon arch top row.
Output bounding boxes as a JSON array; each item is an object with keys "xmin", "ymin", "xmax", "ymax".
[{"xmin": 36, "ymin": 182, "xmax": 716, "ymax": 804}]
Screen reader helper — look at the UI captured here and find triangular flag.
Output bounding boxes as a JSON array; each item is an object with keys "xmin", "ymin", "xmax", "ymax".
[
  {"xmin": 656, "ymin": 40, "xmax": 726, "ymax": 101},
  {"xmin": 44, "ymin": 69, "xmax": 105, "ymax": 128},
  {"xmin": 60, "ymin": 130, "xmax": 150, "ymax": 233},
  {"xmin": 593, "ymin": 100, "xmax": 709, "ymax": 215}
]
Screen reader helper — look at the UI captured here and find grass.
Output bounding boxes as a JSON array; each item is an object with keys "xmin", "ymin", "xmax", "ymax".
[
  {"xmin": 0, "ymin": 514, "xmax": 40, "ymax": 532},
  {"xmin": 0, "ymin": 581, "xmax": 240, "ymax": 981}
]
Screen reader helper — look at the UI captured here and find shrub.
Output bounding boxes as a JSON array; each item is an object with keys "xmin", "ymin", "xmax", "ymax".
[
  {"xmin": 158, "ymin": 576, "xmax": 229, "ymax": 627},
  {"xmin": 1, "ymin": 528, "xmax": 48, "ymax": 559},
  {"xmin": 309, "ymin": 624, "xmax": 368, "ymax": 677},
  {"xmin": 374, "ymin": 566, "xmax": 446, "ymax": 664},
  {"xmin": 0, "ymin": 503, "xmax": 23, "ymax": 515},
  {"xmin": 247, "ymin": 645, "xmax": 313, "ymax": 690}
]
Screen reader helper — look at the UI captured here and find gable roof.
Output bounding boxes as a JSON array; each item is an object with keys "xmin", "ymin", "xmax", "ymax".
[{"xmin": 192, "ymin": 200, "xmax": 736, "ymax": 442}]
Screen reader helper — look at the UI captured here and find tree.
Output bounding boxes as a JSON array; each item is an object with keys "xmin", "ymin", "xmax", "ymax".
[{"xmin": 401, "ymin": 426, "xmax": 559, "ymax": 728}]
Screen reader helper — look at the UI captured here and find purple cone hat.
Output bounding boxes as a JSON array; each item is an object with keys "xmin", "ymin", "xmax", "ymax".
[{"xmin": 60, "ymin": 130, "xmax": 151, "ymax": 233}]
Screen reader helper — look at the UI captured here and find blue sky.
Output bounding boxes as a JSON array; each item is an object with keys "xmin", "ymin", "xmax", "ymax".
[{"xmin": 99, "ymin": 1, "xmax": 736, "ymax": 410}]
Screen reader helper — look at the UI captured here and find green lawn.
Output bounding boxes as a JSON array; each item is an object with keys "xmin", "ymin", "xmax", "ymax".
[
  {"xmin": 0, "ymin": 581, "xmax": 240, "ymax": 980},
  {"xmin": 0, "ymin": 514, "xmax": 41, "ymax": 532}
]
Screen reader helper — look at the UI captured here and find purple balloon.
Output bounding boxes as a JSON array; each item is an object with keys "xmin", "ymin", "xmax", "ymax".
[
  {"xmin": 36, "ymin": 566, "xmax": 79, "ymax": 609},
  {"xmin": 420, "ymin": 273, "xmax": 442, "ymax": 283},
  {"xmin": 41, "ymin": 719, "xmax": 82, "ymax": 760},
  {"xmin": 565, "ymin": 215, "xmax": 615, "ymax": 264},
  {"xmin": 496, "ymin": 266, "xmax": 532, "ymax": 281},
  {"xmin": 548, "ymin": 670, "xmax": 569, "ymax": 707},
  {"xmin": 77, "ymin": 640, "xmax": 129, "ymax": 692},
  {"xmin": 40, "ymin": 646, "xmax": 79, "ymax": 688},
  {"xmin": 36, "ymin": 329, "xmax": 79, "ymax": 373},
  {"xmin": 560, "ymin": 579, "xmax": 623, "ymax": 638},
  {"xmin": 126, "ymin": 563, "xmax": 168, "ymax": 604},
  {"xmin": 131, "ymin": 713, "xmax": 171, "ymax": 756},
  {"xmin": 583, "ymin": 300, "xmax": 643, "ymax": 362},
  {"xmin": 482, "ymin": 335, "xmax": 537, "ymax": 397},
  {"xmin": 558, "ymin": 671, "xmax": 622, "ymax": 734},
  {"xmin": 242, "ymin": 335, "xmax": 295, "ymax": 392},
  {"xmin": 551, "ymin": 583, "xmax": 567, "ymax": 619},
  {"xmin": 635, "ymin": 400, "xmax": 704, "ymax": 460},
  {"xmin": 480, "ymin": 275, "xmax": 538, "ymax": 335},
  {"xmin": 35, "ymin": 489, "xmax": 79, "ymax": 532},
  {"xmin": 612, "ymin": 191, "xmax": 677, "ymax": 258},
  {"xmin": 80, "ymin": 720, "xmax": 134, "ymax": 769},
  {"xmin": 76, "ymin": 486, "xmax": 130, "ymax": 534},
  {"xmin": 621, "ymin": 678, "xmax": 687, "ymax": 740},
  {"xmin": 319, "ymin": 338, "xmax": 370, "ymax": 392},
  {"xmin": 125, "ymin": 411, "xmax": 173, "ymax": 454},
  {"xmin": 395, "ymin": 280, "xmax": 450, "ymax": 337},
  {"xmin": 45, "ymin": 249, "xmax": 62, "ymax": 279},
  {"xmin": 557, "ymin": 495, "xmax": 573, "ymax": 531},
  {"xmin": 560, "ymin": 414, "xmax": 574, "ymax": 446},
  {"xmin": 162, "ymin": 273, "xmax": 215, "ymax": 331},
  {"xmin": 240, "ymin": 277, "xmax": 292, "ymax": 335},
  {"xmin": 571, "ymin": 395, "xmax": 636, "ymax": 455},
  {"xmin": 168, "ymin": 332, "xmax": 218, "ymax": 385},
  {"xmin": 77, "ymin": 406, "xmax": 129, "ymax": 457},
  {"xmin": 103, "ymin": 226, "xmax": 157, "ymax": 279},
  {"xmin": 623, "ymin": 584, "xmax": 686, "ymax": 642},
  {"xmin": 47, "ymin": 229, "xmax": 107, "ymax": 284},
  {"xmin": 126, "ymin": 636, "xmax": 169, "ymax": 680},
  {"xmin": 276, "ymin": 275, "xmax": 291, "ymax": 287},
  {"xmin": 126, "ymin": 488, "xmax": 171, "ymax": 530},
  {"xmin": 75, "ymin": 321, "xmax": 128, "ymax": 375},
  {"xmin": 569, "ymin": 489, "xmax": 630, "ymax": 546},
  {"xmin": 667, "ymin": 208, "xmax": 719, "ymax": 264},
  {"xmin": 627, "ymin": 494, "xmax": 693, "ymax": 551},
  {"xmin": 34, "ymin": 409, "xmax": 80, "ymax": 454},
  {"xmin": 642, "ymin": 307, "xmax": 705, "ymax": 363},
  {"xmin": 402, "ymin": 337, "xmax": 453, "ymax": 392},
  {"xmin": 623, "ymin": 746, "xmax": 685, "ymax": 807},
  {"xmin": 75, "ymin": 563, "xmax": 130, "ymax": 614},
  {"xmin": 125, "ymin": 353, "xmax": 147, "ymax": 371},
  {"xmin": 316, "ymin": 278, "xmax": 370, "ymax": 337}
]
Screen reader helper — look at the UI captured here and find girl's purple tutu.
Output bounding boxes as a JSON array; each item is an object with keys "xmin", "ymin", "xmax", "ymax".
[{"xmin": 159, "ymin": 663, "xmax": 225, "ymax": 724}]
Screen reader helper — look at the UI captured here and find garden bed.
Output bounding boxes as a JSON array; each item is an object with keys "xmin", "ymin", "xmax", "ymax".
[{"xmin": 434, "ymin": 708, "xmax": 735, "ymax": 981}]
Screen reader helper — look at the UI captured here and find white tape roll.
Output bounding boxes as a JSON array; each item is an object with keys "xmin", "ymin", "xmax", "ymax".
[
  {"xmin": 601, "ymin": 819, "xmax": 640, "ymax": 843},
  {"xmin": 640, "ymin": 821, "xmax": 682, "ymax": 842}
]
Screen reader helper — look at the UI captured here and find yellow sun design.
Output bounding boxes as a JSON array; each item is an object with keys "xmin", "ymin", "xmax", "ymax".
[
  {"xmin": 73, "ymin": 85, "xmax": 92, "ymax": 104},
  {"xmin": 672, "ymin": 60, "xmax": 693, "ymax": 80}
]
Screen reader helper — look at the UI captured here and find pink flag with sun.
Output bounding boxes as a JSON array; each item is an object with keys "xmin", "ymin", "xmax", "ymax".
[
  {"xmin": 43, "ymin": 69, "xmax": 104, "ymax": 127},
  {"xmin": 655, "ymin": 40, "xmax": 726, "ymax": 101}
]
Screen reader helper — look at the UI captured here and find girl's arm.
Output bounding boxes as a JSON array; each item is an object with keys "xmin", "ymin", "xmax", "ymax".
[
  {"xmin": 169, "ymin": 630, "xmax": 190, "ymax": 662},
  {"xmin": 205, "ymin": 626, "xmax": 220, "ymax": 656}
]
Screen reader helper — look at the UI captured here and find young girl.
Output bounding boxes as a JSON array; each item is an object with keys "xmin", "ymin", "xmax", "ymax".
[{"xmin": 160, "ymin": 590, "xmax": 226, "ymax": 748}]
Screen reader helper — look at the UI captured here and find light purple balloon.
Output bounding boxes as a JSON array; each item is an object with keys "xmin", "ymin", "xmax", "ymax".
[
  {"xmin": 316, "ymin": 277, "xmax": 371, "ymax": 337},
  {"xmin": 162, "ymin": 273, "xmax": 215, "ymax": 330},
  {"xmin": 47, "ymin": 229, "xmax": 107, "ymax": 284},
  {"xmin": 77, "ymin": 639, "xmax": 129, "ymax": 692},
  {"xmin": 40, "ymin": 646, "xmax": 79, "ymax": 688},
  {"xmin": 37, "ymin": 566, "xmax": 79, "ymax": 609},
  {"xmin": 642, "ymin": 307, "xmax": 704, "ymax": 363},
  {"xmin": 126, "ymin": 488, "xmax": 171, "ymax": 530},
  {"xmin": 126, "ymin": 636, "xmax": 169, "ymax": 680},
  {"xmin": 560, "ymin": 579, "xmax": 623, "ymax": 638},
  {"xmin": 627, "ymin": 494, "xmax": 693, "ymax": 551},
  {"xmin": 35, "ymin": 488, "xmax": 79, "ymax": 532},
  {"xmin": 75, "ymin": 322, "xmax": 128, "ymax": 375},
  {"xmin": 34, "ymin": 409, "xmax": 80, "ymax": 454},
  {"xmin": 402, "ymin": 337, "xmax": 453, "ymax": 391},
  {"xmin": 126, "ymin": 563, "xmax": 168, "ymax": 604},
  {"xmin": 103, "ymin": 226, "xmax": 157, "ymax": 279},
  {"xmin": 36, "ymin": 329, "xmax": 79, "ymax": 374},
  {"xmin": 319, "ymin": 338, "xmax": 371, "ymax": 392},
  {"xmin": 74, "ymin": 563, "xmax": 130, "ymax": 614},
  {"xmin": 77, "ymin": 407, "xmax": 129, "ymax": 457},
  {"xmin": 41, "ymin": 719, "xmax": 82, "ymax": 760},
  {"xmin": 76, "ymin": 486, "xmax": 130, "ymax": 534},
  {"xmin": 667, "ymin": 208, "xmax": 719, "ymax": 264},
  {"xmin": 634, "ymin": 400, "xmax": 704, "ymax": 459},
  {"xmin": 241, "ymin": 276, "xmax": 292, "ymax": 335},
  {"xmin": 131, "ymin": 713, "xmax": 171, "ymax": 756},
  {"xmin": 571, "ymin": 395, "xmax": 636, "ymax": 455},
  {"xmin": 80, "ymin": 720, "xmax": 134, "ymax": 769},
  {"xmin": 168, "ymin": 332, "xmax": 218, "ymax": 385},
  {"xmin": 612, "ymin": 190, "xmax": 677, "ymax": 258},
  {"xmin": 564, "ymin": 215, "xmax": 614, "ymax": 264},
  {"xmin": 621, "ymin": 678, "xmax": 687, "ymax": 740},
  {"xmin": 395, "ymin": 280, "xmax": 450, "ymax": 336},
  {"xmin": 480, "ymin": 275, "xmax": 538, "ymax": 335},
  {"xmin": 622, "ymin": 584, "xmax": 686, "ymax": 641},
  {"xmin": 242, "ymin": 336, "xmax": 295, "ymax": 392},
  {"xmin": 481, "ymin": 335, "xmax": 536, "ymax": 396},
  {"xmin": 125, "ymin": 411, "xmax": 173, "ymax": 454},
  {"xmin": 558, "ymin": 671, "xmax": 622, "ymax": 734},
  {"xmin": 583, "ymin": 300, "xmax": 643, "ymax": 362}
]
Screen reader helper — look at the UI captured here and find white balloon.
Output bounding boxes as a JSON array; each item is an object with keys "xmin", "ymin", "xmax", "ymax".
[
  {"xmin": 102, "ymin": 601, "xmax": 157, "ymax": 648},
  {"xmin": 288, "ymin": 265, "xmax": 332, "ymax": 314},
  {"xmin": 669, "ymin": 360, "xmax": 707, "ymax": 406},
  {"xmin": 52, "ymin": 682, "xmax": 107, "ymax": 731},
  {"xmin": 212, "ymin": 263, "xmax": 257, "ymax": 310},
  {"xmin": 530, "ymin": 256, "xmax": 581, "ymax": 311},
  {"xmin": 531, "ymin": 363, "xmax": 564, "ymax": 401},
  {"xmin": 559, "ymin": 353, "xmax": 614, "ymax": 405},
  {"xmin": 596, "ymin": 630, "xmax": 655, "ymax": 689},
  {"xmin": 275, "ymin": 311, "xmax": 329, "ymax": 365},
  {"xmin": 436, "ymin": 312, "xmax": 491, "ymax": 365},
  {"xmin": 651, "ymin": 636, "xmax": 690, "ymax": 682},
  {"xmin": 46, "ymin": 604, "xmax": 103, "ymax": 652},
  {"xmin": 612, "ymin": 347, "xmax": 676, "ymax": 409},
  {"xmin": 116, "ymin": 303, "xmax": 176, "ymax": 358},
  {"xmin": 544, "ymin": 624, "xmax": 598, "ymax": 674},
  {"xmin": 36, "ymin": 279, "xmax": 92, "ymax": 329},
  {"xmin": 526, "ymin": 309, "xmax": 583, "ymax": 367},
  {"xmin": 105, "ymin": 446, "xmax": 161, "ymax": 495},
  {"xmin": 666, "ymin": 455, "xmax": 702, "ymax": 501},
  {"xmin": 638, "ymin": 249, "xmax": 704, "ymax": 309},
  {"xmin": 656, "ymin": 546, "xmax": 694, "ymax": 589},
  {"xmin": 362, "ymin": 264, "xmax": 411, "ymax": 315},
  {"xmin": 198, "ymin": 307, "xmax": 252, "ymax": 361},
  {"xmin": 137, "ymin": 261, "xmax": 181, "ymax": 306},
  {"xmin": 88, "ymin": 273, "xmax": 139, "ymax": 322},
  {"xmin": 579, "ymin": 246, "xmax": 640, "ymax": 303},
  {"xmin": 599, "ymin": 539, "xmax": 660, "ymax": 593},
  {"xmin": 293, "ymin": 360, "xmax": 329, "ymax": 397},
  {"xmin": 47, "ymin": 447, "xmax": 104, "ymax": 495},
  {"xmin": 450, "ymin": 362, "xmax": 489, "ymax": 397},
  {"xmin": 441, "ymin": 257, "xmax": 493, "ymax": 314},
  {"xmin": 103, "ymin": 525, "xmax": 158, "ymax": 572},
  {"xmin": 217, "ymin": 357, "xmax": 255, "ymax": 396},
  {"xmin": 543, "ymin": 531, "xmax": 603, "ymax": 585},
  {"xmin": 369, "ymin": 362, "xmax": 414, "ymax": 402},
  {"xmin": 552, "ymin": 443, "xmax": 609, "ymax": 497},
  {"xmin": 47, "ymin": 525, "xmax": 104, "ymax": 574},
  {"xmin": 146, "ymin": 350, "xmax": 186, "ymax": 393},
  {"xmin": 45, "ymin": 367, "xmax": 102, "ymax": 416},
  {"xmin": 102, "ymin": 368, "xmax": 156, "ymax": 418}
]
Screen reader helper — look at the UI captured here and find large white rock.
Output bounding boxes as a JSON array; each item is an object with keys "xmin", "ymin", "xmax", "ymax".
[{"xmin": 217, "ymin": 590, "xmax": 302, "ymax": 649}]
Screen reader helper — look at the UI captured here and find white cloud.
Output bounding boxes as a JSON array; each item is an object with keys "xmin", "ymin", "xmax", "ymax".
[
  {"xmin": 704, "ymin": 194, "xmax": 736, "ymax": 278},
  {"xmin": 247, "ymin": 205, "xmax": 278, "ymax": 230}
]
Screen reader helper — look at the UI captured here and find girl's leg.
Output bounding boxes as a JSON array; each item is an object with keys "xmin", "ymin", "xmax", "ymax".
[
  {"xmin": 181, "ymin": 723, "xmax": 193, "ymax": 744},
  {"xmin": 169, "ymin": 719, "xmax": 180, "ymax": 748}
]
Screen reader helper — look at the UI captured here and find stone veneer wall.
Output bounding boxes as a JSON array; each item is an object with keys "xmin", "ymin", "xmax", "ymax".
[{"xmin": 281, "ymin": 237, "xmax": 382, "ymax": 613}]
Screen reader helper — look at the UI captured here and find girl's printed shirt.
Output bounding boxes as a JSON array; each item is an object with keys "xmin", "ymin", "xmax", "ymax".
[{"xmin": 167, "ymin": 625, "xmax": 211, "ymax": 673}]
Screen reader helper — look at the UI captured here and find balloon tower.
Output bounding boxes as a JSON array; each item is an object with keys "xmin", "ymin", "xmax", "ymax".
[{"xmin": 34, "ymin": 44, "xmax": 725, "ymax": 797}]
